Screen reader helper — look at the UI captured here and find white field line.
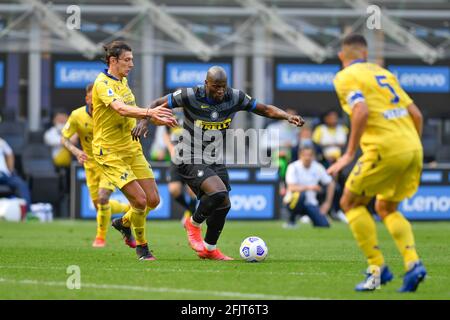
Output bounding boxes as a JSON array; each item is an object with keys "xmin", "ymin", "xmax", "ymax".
[
  {"xmin": 0, "ymin": 277, "xmax": 325, "ymax": 300},
  {"xmin": 0, "ymin": 265, "xmax": 327, "ymax": 277}
]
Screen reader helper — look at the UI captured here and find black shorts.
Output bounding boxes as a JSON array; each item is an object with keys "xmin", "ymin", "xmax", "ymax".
[
  {"xmin": 176, "ymin": 163, "xmax": 231, "ymax": 199},
  {"xmin": 167, "ymin": 162, "xmax": 183, "ymax": 183}
]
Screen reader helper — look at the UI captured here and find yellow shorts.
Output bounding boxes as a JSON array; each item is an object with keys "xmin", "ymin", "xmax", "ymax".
[
  {"xmin": 94, "ymin": 151, "xmax": 154, "ymax": 190},
  {"xmin": 85, "ymin": 164, "xmax": 115, "ymax": 201},
  {"xmin": 345, "ymin": 149, "xmax": 422, "ymax": 202}
]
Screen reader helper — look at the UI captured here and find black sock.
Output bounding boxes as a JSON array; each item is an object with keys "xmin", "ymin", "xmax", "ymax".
[
  {"xmin": 204, "ymin": 205, "xmax": 231, "ymax": 246},
  {"xmin": 192, "ymin": 196, "xmax": 208, "ymax": 224},
  {"xmin": 192, "ymin": 191, "xmax": 228, "ymax": 225}
]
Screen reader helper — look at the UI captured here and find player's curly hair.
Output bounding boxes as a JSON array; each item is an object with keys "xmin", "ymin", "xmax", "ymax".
[{"xmin": 102, "ymin": 40, "xmax": 132, "ymax": 66}]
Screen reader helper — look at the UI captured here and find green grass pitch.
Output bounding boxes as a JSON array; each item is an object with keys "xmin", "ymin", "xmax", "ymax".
[{"xmin": 0, "ymin": 219, "xmax": 449, "ymax": 300}]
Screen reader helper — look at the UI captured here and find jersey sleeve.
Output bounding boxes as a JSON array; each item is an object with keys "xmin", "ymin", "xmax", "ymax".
[
  {"xmin": 95, "ymin": 80, "xmax": 123, "ymax": 107},
  {"xmin": 333, "ymin": 72, "xmax": 365, "ymax": 116},
  {"xmin": 167, "ymin": 89, "xmax": 186, "ymax": 109},
  {"xmin": 285, "ymin": 163, "xmax": 298, "ymax": 185},
  {"xmin": 236, "ymin": 90, "xmax": 257, "ymax": 112},
  {"xmin": 0, "ymin": 139, "xmax": 13, "ymax": 156},
  {"xmin": 61, "ymin": 113, "xmax": 78, "ymax": 139}
]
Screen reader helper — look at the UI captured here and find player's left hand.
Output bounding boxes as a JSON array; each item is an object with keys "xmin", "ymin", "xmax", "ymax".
[
  {"xmin": 288, "ymin": 115, "xmax": 305, "ymax": 127},
  {"xmin": 131, "ymin": 119, "xmax": 149, "ymax": 141},
  {"xmin": 327, "ymin": 153, "xmax": 354, "ymax": 176}
]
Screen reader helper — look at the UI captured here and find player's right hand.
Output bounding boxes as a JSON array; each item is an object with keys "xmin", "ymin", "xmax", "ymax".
[
  {"xmin": 147, "ymin": 104, "xmax": 178, "ymax": 128},
  {"xmin": 76, "ymin": 151, "xmax": 88, "ymax": 165}
]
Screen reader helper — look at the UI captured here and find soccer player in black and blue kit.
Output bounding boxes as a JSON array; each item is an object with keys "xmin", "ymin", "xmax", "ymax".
[{"xmin": 134, "ymin": 66, "xmax": 304, "ymax": 260}]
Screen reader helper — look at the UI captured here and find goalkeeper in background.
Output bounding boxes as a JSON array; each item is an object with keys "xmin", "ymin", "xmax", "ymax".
[{"xmin": 62, "ymin": 83, "xmax": 131, "ymax": 248}]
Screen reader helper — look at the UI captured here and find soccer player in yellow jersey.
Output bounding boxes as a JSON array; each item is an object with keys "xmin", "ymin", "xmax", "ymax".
[
  {"xmin": 328, "ymin": 34, "xmax": 426, "ymax": 292},
  {"xmin": 62, "ymin": 83, "xmax": 131, "ymax": 248},
  {"xmin": 92, "ymin": 41, "xmax": 177, "ymax": 260}
]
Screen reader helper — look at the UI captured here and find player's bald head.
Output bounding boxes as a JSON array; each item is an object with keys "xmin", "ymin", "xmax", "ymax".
[
  {"xmin": 205, "ymin": 66, "xmax": 228, "ymax": 102},
  {"xmin": 206, "ymin": 66, "xmax": 227, "ymax": 82}
]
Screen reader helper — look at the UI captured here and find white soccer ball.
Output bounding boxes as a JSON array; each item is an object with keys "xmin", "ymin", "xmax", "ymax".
[{"xmin": 239, "ymin": 236, "xmax": 268, "ymax": 262}]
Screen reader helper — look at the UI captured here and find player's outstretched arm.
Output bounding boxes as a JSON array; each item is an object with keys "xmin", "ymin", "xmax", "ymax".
[
  {"xmin": 407, "ymin": 103, "xmax": 423, "ymax": 138},
  {"xmin": 327, "ymin": 101, "xmax": 369, "ymax": 176},
  {"xmin": 61, "ymin": 136, "xmax": 88, "ymax": 165},
  {"xmin": 253, "ymin": 103, "xmax": 305, "ymax": 127},
  {"xmin": 131, "ymin": 96, "xmax": 175, "ymax": 140},
  {"xmin": 110, "ymin": 99, "xmax": 175, "ymax": 125}
]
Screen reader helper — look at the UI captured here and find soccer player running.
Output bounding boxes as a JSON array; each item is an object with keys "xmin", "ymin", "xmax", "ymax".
[
  {"xmin": 62, "ymin": 83, "xmax": 131, "ymax": 248},
  {"xmin": 92, "ymin": 41, "xmax": 177, "ymax": 260},
  {"xmin": 162, "ymin": 110, "xmax": 198, "ymax": 224},
  {"xmin": 134, "ymin": 66, "xmax": 304, "ymax": 260},
  {"xmin": 328, "ymin": 34, "xmax": 426, "ymax": 292}
]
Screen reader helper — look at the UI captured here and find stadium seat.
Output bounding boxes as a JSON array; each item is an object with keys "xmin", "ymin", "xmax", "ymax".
[
  {"xmin": 423, "ymin": 121, "xmax": 439, "ymax": 137},
  {"xmin": 1, "ymin": 109, "xmax": 17, "ymax": 121},
  {"xmin": 0, "ymin": 121, "xmax": 28, "ymax": 156},
  {"xmin": 21, "ymin": 143, "xmax": 62, "ymax": 215},
  {"xmin": 0, "ymin": 185, "xmax": 15, "ymax": 198},
  {"xmin": 422, "ymin": 137, "xmax": 439, "ymax": 163},
  {"xmin": 27, "ymin": 129, "xmax": 46, "ymax": 144},
  {"xmin": 21, "ymin": 144, "xmax": 56, "ymax": 177},
  {"xmin": 436, "ymin": 145, "xmax": 450, "ymax": 163}
]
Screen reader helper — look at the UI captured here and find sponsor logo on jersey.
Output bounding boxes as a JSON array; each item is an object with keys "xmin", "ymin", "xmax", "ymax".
[
  {"xmin": 194, "ymin": 118, "xmax": 232, "ymax": 130},
  {"xmin": 382, "ymin": 107, "xmax": 408, "ymax": 120}
]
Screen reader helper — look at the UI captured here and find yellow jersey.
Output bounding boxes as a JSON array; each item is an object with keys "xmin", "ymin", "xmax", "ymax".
[
  {"xmin": 92, "ymin": 70, "xmax": 142, "ymax": 156},
  {"xmin": 333, "ymin": 60, "xmax": 422, "ymax": 158},
  {"xmin": 62, "ymin": 105, "xmax": 96, "ymax": 168}
]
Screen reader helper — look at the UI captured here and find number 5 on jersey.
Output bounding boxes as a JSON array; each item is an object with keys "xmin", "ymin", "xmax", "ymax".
[{"xmin": 375, "ymin": 75, "xmax": 399, "ymax": 104}]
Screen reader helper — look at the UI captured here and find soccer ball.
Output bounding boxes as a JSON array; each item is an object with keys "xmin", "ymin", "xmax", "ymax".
[{"xmin": 239, "ymin": 236, "xmax": 268, "ymax": 262}]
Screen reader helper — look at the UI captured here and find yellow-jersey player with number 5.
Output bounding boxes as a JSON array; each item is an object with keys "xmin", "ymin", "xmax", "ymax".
[
  {"xmin": 328, "ymin": 34, "xmax": 426, "ymax": 292},
  {"xmin": 92, "ymin": 41, "xmax": 177, "ymax": 260},
  {"xmin": 62, "ymin": 83, "xmax": 130, "ymax": 248}
]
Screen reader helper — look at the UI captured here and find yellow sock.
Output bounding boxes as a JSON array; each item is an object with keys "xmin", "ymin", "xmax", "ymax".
[
  {"xmin": 129, "ymin": 206, "xmax": 147, "ymax": 245},
  {"xmin": 346, "ymin": 206, "xmax": 385, "ymax": 267},
  {"xmin": 110, "ymin": 199, "xmax": 130, "ymax": 214},
  {"xmin": 146, "ymin": 207, "xmax": 155, "ymax": 216},
  {"xmin": 383, "ymin": 211, "xmax": 419, "ymax": 270},
  {"xmin": 96, "ymin": 203, "xmax": 112, "ymax": 240},
  {"xmin": 122, "ymin": 209, "xmax": 132, "ymax": 228}
]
